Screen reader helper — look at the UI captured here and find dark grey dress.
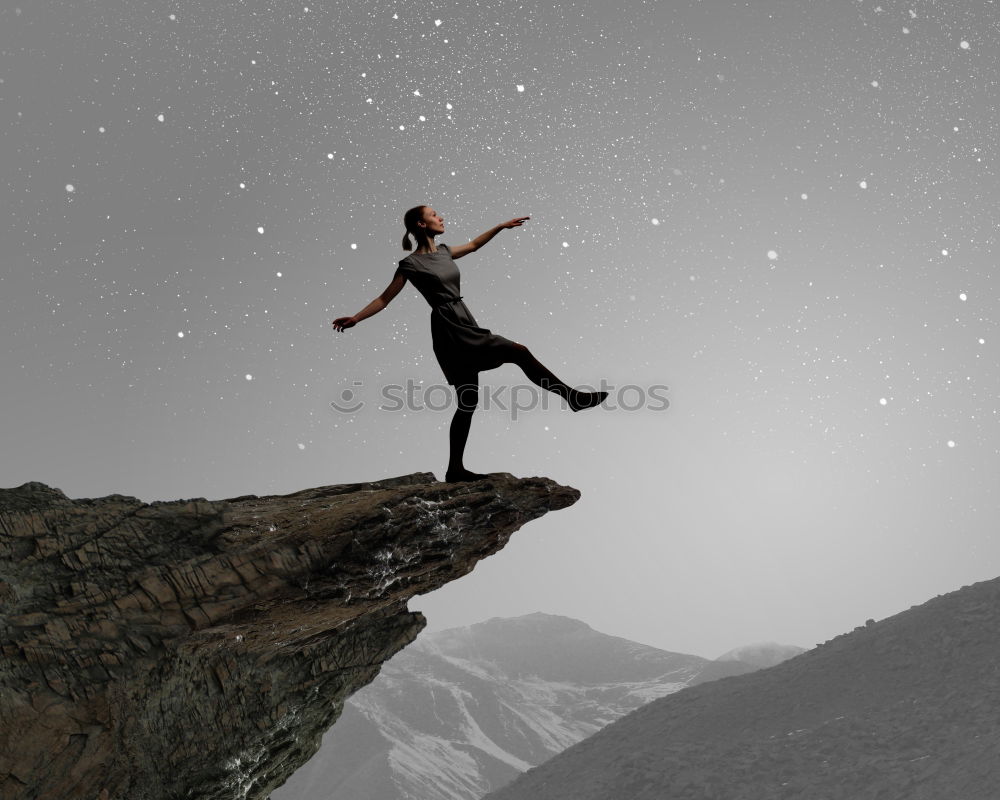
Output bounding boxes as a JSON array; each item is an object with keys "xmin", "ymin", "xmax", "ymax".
[{"xmin": 395, "ymin": 243, "xmax": 517, "ymax": 385}]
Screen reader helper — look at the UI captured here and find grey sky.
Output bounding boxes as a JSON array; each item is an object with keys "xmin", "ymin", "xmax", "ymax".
[{"xmin": 3, "ymin": 0, "xmax": 999, "ymax": 657}]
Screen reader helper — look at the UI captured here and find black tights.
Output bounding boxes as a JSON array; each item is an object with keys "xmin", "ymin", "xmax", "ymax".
[
  {"xmin": 448, "ymin": 343, "xmax": 575, "ymax": 474},
  {"xmin": 448, "ymin": 382, "xmax": 480, "ymax": 475}
]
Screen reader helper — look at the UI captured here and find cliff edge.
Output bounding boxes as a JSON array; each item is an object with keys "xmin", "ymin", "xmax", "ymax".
[{"xmin": 0, "ymin": 472, "xmax": 579, "ymax": 800}]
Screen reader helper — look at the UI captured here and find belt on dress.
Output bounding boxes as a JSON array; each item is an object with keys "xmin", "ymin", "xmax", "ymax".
[{"xmin": 431, "ymin": 295, "xmax": 463, "ymax": 307}]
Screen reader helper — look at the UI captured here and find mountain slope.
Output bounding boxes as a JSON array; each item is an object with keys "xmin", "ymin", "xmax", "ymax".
[
  {"xmin": 274, "ymin": 614, "xmax": 763, "ymax": 800},
  {"xmin": 486, "ymin": 578, "xmax": 1000, "ymax": 800}
]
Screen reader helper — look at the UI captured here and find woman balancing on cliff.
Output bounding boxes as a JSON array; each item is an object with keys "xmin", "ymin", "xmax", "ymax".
[{"xmin": 332, "ymin": 205, "xmax": 607, "ymax": 483}]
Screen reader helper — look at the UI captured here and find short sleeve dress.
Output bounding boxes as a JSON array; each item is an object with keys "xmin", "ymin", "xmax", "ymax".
[{"xmin": 395, "ymin": 243, "xmax": 517, "ymax": 385}]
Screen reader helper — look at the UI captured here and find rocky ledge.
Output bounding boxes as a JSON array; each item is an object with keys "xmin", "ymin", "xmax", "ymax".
[{"xmin": 0, "ymin": 472, "xmax": 579, "ymax": 800}]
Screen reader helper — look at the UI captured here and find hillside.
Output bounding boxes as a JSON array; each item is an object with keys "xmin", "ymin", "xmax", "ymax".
[{"xmin": 487, "ymin": 578, "xmax": 1000, "ymax": 800}]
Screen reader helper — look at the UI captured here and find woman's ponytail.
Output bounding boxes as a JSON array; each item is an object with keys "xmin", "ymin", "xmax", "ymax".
[{"xmin": 402, "ymin": 205, "xmax": 428, "ymax": 252}]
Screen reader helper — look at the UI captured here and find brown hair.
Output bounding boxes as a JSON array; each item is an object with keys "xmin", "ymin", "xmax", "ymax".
[{"xmin": 402, "ymin": 204, "xmax": 429, "ymax": 251}]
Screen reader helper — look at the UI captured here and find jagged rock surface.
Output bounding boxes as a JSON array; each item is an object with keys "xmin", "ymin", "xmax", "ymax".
[{"xmin": 0, "ymin": 472, "xmax": 579, "ymax": 800}]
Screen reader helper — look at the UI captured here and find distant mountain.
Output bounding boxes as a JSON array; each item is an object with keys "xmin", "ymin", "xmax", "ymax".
[
  {"xmin": 485, "ymin": 578, "xmax": 1000, "ymax": 800},
  {"xmin": 273, "ymin": 613, "xmax": 760, "ymax": 800},
  {"xmin": 716, "ymin": 641, "xmax": 807, "ymax": 669}
]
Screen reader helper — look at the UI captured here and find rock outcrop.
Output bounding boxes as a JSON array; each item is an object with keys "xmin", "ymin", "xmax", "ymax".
[{"xmin": 0, "ymin": 472, "xmax": 579, "ymax": 800}]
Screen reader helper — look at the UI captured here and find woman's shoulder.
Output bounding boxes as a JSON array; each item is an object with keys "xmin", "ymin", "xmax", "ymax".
[{"xmin": 399, "ymin": 243, "xmax": 450, "ymax": 264}]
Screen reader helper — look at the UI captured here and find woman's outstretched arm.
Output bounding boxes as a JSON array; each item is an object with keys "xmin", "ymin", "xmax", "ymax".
[
  {"xmin": 332, "ymin": 270, "xmax": 407, "ymax": 331},
  {"xmin": 450, "ymin": 216, "xmax": 530, "ymax": 259}
]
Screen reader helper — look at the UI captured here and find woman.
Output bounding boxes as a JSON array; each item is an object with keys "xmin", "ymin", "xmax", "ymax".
[{"xmin": 332, "ymin": 205, "xmax": 606, "ymax": 482}]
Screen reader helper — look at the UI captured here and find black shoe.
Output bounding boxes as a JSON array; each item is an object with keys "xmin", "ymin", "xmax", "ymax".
[
  {"xmin": 569, "ymin": 390, "xmax": 608, "ymax": 412},
  {"xmin": 445, "ymin": 468, "xmax": 490, "ymax": 483}
]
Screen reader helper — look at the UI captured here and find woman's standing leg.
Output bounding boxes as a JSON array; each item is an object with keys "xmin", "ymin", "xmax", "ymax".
[{"xmin": 445, "ymin": 376, "xmax": 488, "ymax": 482}]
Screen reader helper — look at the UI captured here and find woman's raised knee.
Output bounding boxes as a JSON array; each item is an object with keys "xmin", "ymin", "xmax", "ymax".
[{"xmin": 502, "ymin": 342, "xmax": 531, "ymax": 363}]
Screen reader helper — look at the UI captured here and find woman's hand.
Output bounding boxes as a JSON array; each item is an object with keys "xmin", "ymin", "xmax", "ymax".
[
  {"xmin": 500, "ymin": 216, "xmax": 530, "ymax": 229},
  {"xmin": 332, "ymin": 316, "xmax": 357, "ymax": 332}
]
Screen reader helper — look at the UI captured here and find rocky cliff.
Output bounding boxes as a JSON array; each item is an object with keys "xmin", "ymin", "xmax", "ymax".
[{"xmin": 0, "ymin": 472, "xmax": 579, "ymax": 800}]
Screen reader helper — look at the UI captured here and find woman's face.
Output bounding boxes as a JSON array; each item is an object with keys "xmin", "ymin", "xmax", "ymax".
[{"xmin": 420, "ymin": 207, "xmax": 445, "ymax": 236}]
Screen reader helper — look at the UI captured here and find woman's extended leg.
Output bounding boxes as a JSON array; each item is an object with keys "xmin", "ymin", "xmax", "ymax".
[
  {"xmin": 445, "ymin": 378, "xmax": 489, "ymax": 482},
  {"xmin": 501, "ymin": 343, "xmax": 607, "ymax": 411}
]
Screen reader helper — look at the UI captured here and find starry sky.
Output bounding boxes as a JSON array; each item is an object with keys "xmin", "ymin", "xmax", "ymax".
[{"xmin": 3, "ymin": 0, "xmax": 1000, "ymax": 658}]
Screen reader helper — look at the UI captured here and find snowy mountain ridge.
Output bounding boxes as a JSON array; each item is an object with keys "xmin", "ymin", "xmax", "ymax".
[{"xmin": 275, "ymin": 614, "xmax": 783, "ymax": 800}]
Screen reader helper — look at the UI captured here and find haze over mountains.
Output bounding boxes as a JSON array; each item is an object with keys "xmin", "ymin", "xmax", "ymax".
[
  {"xmin": 486, "ymin": 578, "xmax": 1000, "ymax": 800},
  {"xmin": 716, "ymin": 642, "xmax": 807, "ymax": 670},
  {"xmin": 275, "ymin": 614, "xmax": 794, "ymax": 800}
]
